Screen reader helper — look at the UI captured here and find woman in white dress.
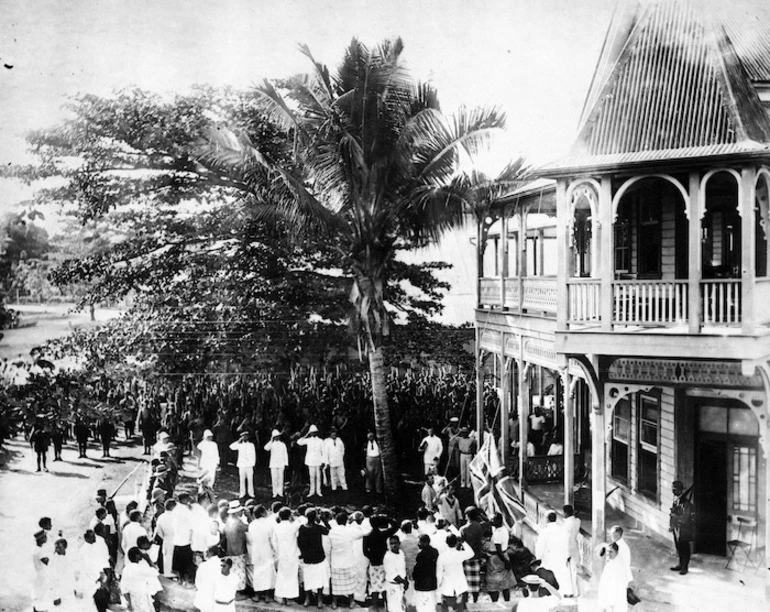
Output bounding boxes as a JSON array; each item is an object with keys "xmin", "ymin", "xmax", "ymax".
[
  {"xmin": 248, "ymin": 505, "xmax": 276, "ymax": 600},
  {"xmin": 271, "ymin": 507, "xmax": 301, "ymax": 604}
]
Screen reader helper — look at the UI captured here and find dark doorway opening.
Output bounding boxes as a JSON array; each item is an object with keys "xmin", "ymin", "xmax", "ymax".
[{"xmin": 695, "ymin": 438, "xmax": 728, "ymax": 555}]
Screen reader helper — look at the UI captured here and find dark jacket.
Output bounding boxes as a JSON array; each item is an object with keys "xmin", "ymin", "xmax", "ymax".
[
  {"xmin": 298, "ymin": 523, "xmax": 329, "ymax": 564},
  {"xmin": 363, "ymin": 525, "xmax": 398, "ymax": 566},
  {"xmin": 670, "ymin": 496, "xmax": 695, "ymax": 541},
  {"xmin": 412, "ymin": 545, "xmax": 439, "ymax": 591}
]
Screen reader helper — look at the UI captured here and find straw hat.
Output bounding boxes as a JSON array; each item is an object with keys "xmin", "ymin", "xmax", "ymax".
[{"xmin": 228, "ymin": 500, "xmax": 243, "ymax": 514}]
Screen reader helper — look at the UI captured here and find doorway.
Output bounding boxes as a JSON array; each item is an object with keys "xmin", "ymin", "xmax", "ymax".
[{"xmin": 695, "ymin": 438, "xmax": 728, "ymax": 555}]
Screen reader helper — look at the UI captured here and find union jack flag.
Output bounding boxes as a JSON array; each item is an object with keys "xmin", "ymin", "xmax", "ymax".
[{"xmin": 468, "ymin": 435, "xmax": 526, "ymax": 529}]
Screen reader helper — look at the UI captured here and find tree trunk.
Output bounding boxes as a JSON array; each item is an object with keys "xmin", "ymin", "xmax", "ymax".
[{"xmin": 368, "ymin": 344, "xmax": 400, "ymax": 501}]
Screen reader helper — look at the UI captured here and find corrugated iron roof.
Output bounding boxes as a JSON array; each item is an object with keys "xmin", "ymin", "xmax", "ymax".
[
  {"xmin": 541, "ymin": 142, "xmax": 769, "ymax": 173},
  {"xmin": 550, "ymin": 0, "xmax": 770, "ymax": 174}
]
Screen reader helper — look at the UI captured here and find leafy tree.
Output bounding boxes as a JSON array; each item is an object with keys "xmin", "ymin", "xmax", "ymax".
[
  {"xmin": 200, "ymin": 39, "xmax": 519, "ymax": 499},
  {"xmin": 7, "ymin": 84, "xmax": 457, "ymax": 379}
]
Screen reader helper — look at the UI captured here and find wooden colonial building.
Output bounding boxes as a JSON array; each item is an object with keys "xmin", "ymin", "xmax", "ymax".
[{"xmin": 475, "ymin": 0, "xmax": 770, "ymax": 581}]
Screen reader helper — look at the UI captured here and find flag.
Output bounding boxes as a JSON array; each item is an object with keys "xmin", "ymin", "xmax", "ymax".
[{"xmin": 468, "ymin": 435, "xmax": 526, "ymax": 529}]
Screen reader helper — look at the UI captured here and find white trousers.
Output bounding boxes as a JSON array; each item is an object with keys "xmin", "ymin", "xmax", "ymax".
[
  {"xmin": 329, "ymin": 465, "xmax": 347, "ymax": 490},
  {"xmin": 460, "ymin": 454, "xmax": 472, "ymax": 487},
  {"xmin": 239, "ymin": 466, "xmax": 254, "ymax": 497},
  {"xmin": 308, "ymin": 465, "xmax": 322, "ymax": 496},
  {"xmin": 270, "ymin": 467, "xmax": 285, "ymax": 497}
]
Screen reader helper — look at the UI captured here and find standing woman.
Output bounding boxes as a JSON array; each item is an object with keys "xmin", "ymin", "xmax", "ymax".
[{"xmin": 597, "ymin": 543, "xmax": 631, "ymax": 612}]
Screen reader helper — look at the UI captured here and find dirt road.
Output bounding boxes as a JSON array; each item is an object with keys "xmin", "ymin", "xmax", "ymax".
[{"xmin": 0, "ymin": 435, "xmax": 146, "ymax": 611}]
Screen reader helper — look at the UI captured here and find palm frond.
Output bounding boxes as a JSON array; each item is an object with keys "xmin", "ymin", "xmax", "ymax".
[
  {"xmin": 297, "ymin": 43, "xmax": 337, "ymax": 102},
  {"xmin": 254, "ymin": 79, "xmax": 302, "ymax": 135}
]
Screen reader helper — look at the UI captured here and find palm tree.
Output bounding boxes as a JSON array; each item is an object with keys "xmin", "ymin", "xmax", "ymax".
[{"xmin": 199, "ymin": 38, "xmax": 524, "ymax": 500}]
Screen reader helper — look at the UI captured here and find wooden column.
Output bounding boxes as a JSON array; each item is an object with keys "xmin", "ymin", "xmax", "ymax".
[
  {"xmin": 476, "ymin": 339, "xmax": 485, "ymax": 447},
  {"xmin": 563, "ymin": 369, "xmax": 574, "ymax": 507},
  {"xmin": 599, "ymin": 177, "xmax": 614, "ymax": 331},
  {"xmin": 741, "ymin": 167, "xmax": 756, "ymax": 334},
  {"xmin": 476, "ymin": 219, "xmax": 484, "ymax": 307},
  {"xmin": 518, "ymin": 359, "xmax": 529, "ymax": 498},
  {"xmin": 537, "ymin": 229, "xmax": 545, "ymax": 276},
  {"xmin": 501, "ymin": 211, "xmax": 509, "ymax": 308},
  {"xmin": 591, "ymin": 393, "xmax": 607, "ymax": 576},
  {"xmin": 501, "ymin": 356, "xmax": 510, "ymax": 467},
  {"xmin": 518, "ymin": 207, "xmax": 528, "ymax": 312},
  {"xmin": 556, "ymin": 181, "xmax": 569, "ymax": 329},
  {"xmin": 688, "ymin": 172, "xmax": 702, "ymax": 333}
]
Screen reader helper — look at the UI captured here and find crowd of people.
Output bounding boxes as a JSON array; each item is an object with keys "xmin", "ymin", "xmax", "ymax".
[{"xmin": 27, "ymin": 407, "xmax": 639, "ymax": 612}]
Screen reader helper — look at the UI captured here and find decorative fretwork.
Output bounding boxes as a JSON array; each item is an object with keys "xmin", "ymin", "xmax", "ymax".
[
  {"xmin": 508, "ymin": 454, "xmax": 584, "ymax": 483},
  {"xmin": 523, "ymin": 338, "xmax": 557, "ymax": 369},
  {"xmin": 479, "ymin": 330, "xmax": 502, "ymax": 353},
  {"xmin": 504, "ymin": 334, "xmax": 520, "ymax": 357},
  {"xmin": 608, "ymin": 358, "xmax": 763, "ymax": 388}
]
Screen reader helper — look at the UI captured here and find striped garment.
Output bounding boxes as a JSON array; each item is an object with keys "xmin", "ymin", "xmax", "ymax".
[{"xmin": 462, "ymin": 558, "xmax": 482, "ymax": 593}]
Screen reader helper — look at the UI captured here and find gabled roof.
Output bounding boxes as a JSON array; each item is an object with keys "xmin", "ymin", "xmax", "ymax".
[{"xmin": 542, "ymin": 0, "xmax": 770, "ymax": 174}]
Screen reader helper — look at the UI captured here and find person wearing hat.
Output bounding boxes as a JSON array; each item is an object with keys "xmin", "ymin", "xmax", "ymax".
[
  {"xmin": 223, "ymin": 500, "xmax": 249, "ymax": 592},
  {"xmin": 297, "ymin": 425, "xmax": 325, "ymax": 498},
  {"xmin": 513, "ymin": 574, "xmax": 560, "ymax": 611},
  {"xmin": 229, "ymin": 431, "xmax": 257, "ymax": 499},
  {"xmin": 669, "ymin": 480, "xmax": 695, "ymax": 575},
  {"xmin": 456, "ymin": 429, "xmax": 475, "ymax": 489},
  {"xmin": 264, "ymin": 429, "xmax": 289, "ymax": 498},
  {"xmin": 197, "ymin": 429, "xmax": 221, "ymax": 491},
  {"xmin": 29, "ymin": 421, "xmax": 50, "ymax": 472}
]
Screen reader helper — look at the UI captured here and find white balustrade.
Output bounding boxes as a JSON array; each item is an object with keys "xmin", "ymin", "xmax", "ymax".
[
  {"xmin": 567, "ymin": 278, "xmax": 601, "ymax": 322},
  {"xmin": 613, "ymin": 280, "xmax": 688, "ymax": 325},
  {"xmin": 479, "ymin": 277, "xmax": 502, "ymax": 306},
  {"xmin": 700, "ymin": 279, "xmax": 741, "ymax": 325},
  {"xmin": 503, "ymin": 278, "xmax": 520, "ymax": 307},
  {"xmin": 521, "ymin": 277, "xmax": 558, "ymax": 313}
]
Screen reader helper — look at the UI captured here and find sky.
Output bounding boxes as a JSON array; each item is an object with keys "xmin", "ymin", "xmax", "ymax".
[
  {"xmin": 0, "ymin": 0, "xmax": 616, "ymax": 323},
  {"xmin": 0, "ymin": 0, "xmax": 615, "ymax": 173}
]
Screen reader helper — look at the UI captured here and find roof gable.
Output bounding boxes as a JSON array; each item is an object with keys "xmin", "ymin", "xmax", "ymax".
[{"xmin": 571, "ymin": 0, "xmax": 770, "ymax": 160}]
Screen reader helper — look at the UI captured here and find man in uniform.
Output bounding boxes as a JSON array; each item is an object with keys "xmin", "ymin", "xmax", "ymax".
[{"xmin": 669, "ymin": 480, "xmax": 695, "ymax": 575}]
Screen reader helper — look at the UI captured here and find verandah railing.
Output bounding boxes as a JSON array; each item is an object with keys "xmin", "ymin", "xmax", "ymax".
[{"xmin": 613, "ymin": 280, "xmax": 689, "ymax": 325}]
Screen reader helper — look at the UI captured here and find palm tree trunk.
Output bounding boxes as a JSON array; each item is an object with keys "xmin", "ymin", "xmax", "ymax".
[{"xmin": 368, "ymin": 344, "xmax": 400, "ymax": 501}]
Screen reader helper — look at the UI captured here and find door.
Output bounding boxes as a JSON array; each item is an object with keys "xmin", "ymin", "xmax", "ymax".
[{"xmin": 695, "ymin": 438, "xmax": 728, "ymax": 555}]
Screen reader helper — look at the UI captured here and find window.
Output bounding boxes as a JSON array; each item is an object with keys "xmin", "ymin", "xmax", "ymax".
[
  {"xmin": 637, "ymin": 394, "xmax": 660, "ymax": 499},
  {"xmin": 611, "ymin": 398, "xmax": 630, "ymax": 482},
  {"xmin": 732, "ymin": 446, "xmax": 757, "ymax": 513},
  {"xmin": 573, "ymin": 209, "xmax": 592, "ymax": 277},
  {"xmin": 614, "ymin": 215, "xmax": 631, "ymax": 274},
  {"xmin": 637, "ymin": 198, "xmax": 662, "ymax": 277}
]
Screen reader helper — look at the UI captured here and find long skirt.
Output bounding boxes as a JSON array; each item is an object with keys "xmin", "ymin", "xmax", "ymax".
[
  {"xmin": 303, "ymin": 561, "xmax": 328, "ymax": 591},
  {"xmin": 368, "ymin": 564, "xmax": 386, "ymax": 593},
  {"xmin": 462, "ymin": 558, "xmax": 482, "ymax": 594},
  {"xmin": 223, "ymin": 554, "xmax": 247, "ymax": 591},
  {"xmin": 331, "ymin": 566, "xmax": 356, "ymax": 596},
  {"xmin": 249, "ymin": 551, "xmax": 276, "ymax": 591},
  {"xmin": 275, "ymin": 557, "xmax": 300, "ymax": 600},
  {"xmin": 485, "ymin": 555, "xmax": 514, "ymax": 592},
  {"xmin": 411, "ymin": 589, "xmax": 436, "ymax": 612},
  {"xmin": 386, "ymin": 583, "xmax": 405, "ymax": 612}
]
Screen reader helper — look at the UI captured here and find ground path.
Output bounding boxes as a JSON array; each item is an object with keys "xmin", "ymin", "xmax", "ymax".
[{"xmin": 0, "ymin": 434, "xmax": 147, "ymax": 611}]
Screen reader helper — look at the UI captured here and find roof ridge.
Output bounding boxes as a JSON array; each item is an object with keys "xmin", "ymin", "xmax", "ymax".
[{"xmin": 569, "ymin": 0, "xmax": 770, "ymax": 161}]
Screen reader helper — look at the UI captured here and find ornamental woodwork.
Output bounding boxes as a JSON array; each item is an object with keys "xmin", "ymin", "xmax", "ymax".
[{"xmin": 608, "ymin": 358, "xmax": 763, "ymax": 388}]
